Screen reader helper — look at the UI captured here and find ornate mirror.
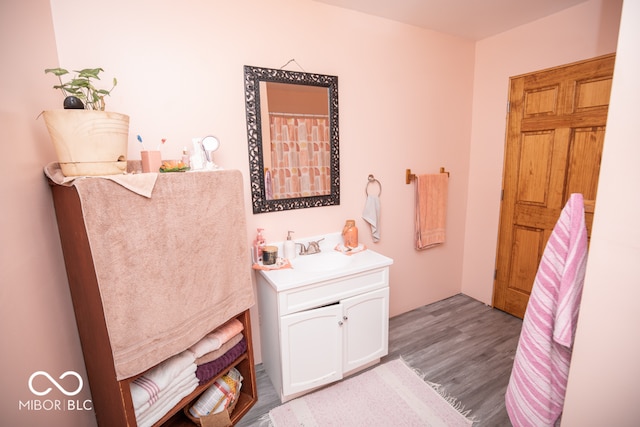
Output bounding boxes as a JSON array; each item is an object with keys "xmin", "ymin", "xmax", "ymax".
[{"xmin": 243, "ymin": 65, "xmax": 340, "ymax": 214}]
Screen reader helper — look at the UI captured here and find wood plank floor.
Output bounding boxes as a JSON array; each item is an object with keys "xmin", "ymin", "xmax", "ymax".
[{"xmin": 237, "ymin": 294, "xmax": 522, "ymax": 426}]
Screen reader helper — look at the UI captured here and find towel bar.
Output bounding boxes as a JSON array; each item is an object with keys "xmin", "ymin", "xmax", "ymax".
[
  {"xmin": 366, "ymin": 174, "xmax": 382, "ymax": 196},
  {"xmin": 405, "ymin": 167, "xmax": 449, "ymax": 184}
]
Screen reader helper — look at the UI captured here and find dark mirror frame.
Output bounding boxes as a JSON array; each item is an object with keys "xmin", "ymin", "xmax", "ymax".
[{"xmin": 243, "ymin": 65, "xmax": 340, "ymax": 214}]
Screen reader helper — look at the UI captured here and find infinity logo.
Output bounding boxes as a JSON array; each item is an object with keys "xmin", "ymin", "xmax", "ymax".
[{"xmin": 28, "ymin": 371, "xmax": 83, "ymax": 396}]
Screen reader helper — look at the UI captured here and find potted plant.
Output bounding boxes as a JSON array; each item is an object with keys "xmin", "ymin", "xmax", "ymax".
[{"xmin": 43, "ymin": 67, "xmax": 130, "ymax": 177}]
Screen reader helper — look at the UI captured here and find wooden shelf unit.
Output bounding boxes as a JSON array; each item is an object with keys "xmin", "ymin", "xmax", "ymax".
[
  {"xmin": 160, "ymin": 310, "xmax": 257, "ymax": 426},
  {"xmin": 49, "ymin": 179, "xmax": 257, "ymax": 426}
]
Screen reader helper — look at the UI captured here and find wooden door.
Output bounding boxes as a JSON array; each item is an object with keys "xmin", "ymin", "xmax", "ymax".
[{"xmin": 493, "ymin": 54, "xmax": 615, "ymax": 319}]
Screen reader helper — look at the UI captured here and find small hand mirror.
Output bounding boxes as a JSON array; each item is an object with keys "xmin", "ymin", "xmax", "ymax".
[
  {"xmin": 202, "ymin": 135, "xmax": 220, "ymax": 153},
  {"xmin": 201, "ymin": 135, "xmax": 220, "ymax": 167}
]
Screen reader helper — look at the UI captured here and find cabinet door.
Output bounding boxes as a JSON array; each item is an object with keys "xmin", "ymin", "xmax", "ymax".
[
  {"xmin": 280, "ymin": 303, "xmax": 343, "ymax": 396},
  {"xmin": 342, "ymin": 287, "xmax": 389, "ymax": 372}
]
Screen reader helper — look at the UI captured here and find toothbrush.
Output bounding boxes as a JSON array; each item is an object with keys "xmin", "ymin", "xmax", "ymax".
[{"xmin": 137, "ymin": 134, "xmax": 146, "ymax": 150}]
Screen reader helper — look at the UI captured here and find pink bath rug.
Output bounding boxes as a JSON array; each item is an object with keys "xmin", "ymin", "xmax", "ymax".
[{"xmin": 268, "ymin": 358, "xmax": 473, "ymax": 426}]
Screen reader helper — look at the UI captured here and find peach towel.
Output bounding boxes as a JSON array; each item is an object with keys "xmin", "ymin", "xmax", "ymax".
[
  {"xmin": 415, "ymin": 173, "xmax": 449, "ymax": 250},
  {"xmin": 188, "ymin": 318, "xmax": 244, "ymax": 359},
  {"xmin": 195, "ymin": 333, "xmax": 244, "ymax": 366}
]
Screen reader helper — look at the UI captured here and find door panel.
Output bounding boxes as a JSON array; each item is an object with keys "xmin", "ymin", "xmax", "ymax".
[
  {"xmin": 342, "ymin": 287, "xmax": 389, "ymax": 372},
  {"xmin": 516, "ymin": 131, "xmax": 555, "ymax": 204},
  {"xmin": 493, "ymin": 54, "xmax": 614, "ymax": 318},
  {"xmin": 523, "ymin": 85, "xmax": 559, "ymax": 117},
  {"xmin": 575, "ymin": 78, "xmax": 613, "ymax": 110},
  {"xmin": 567, "ymin": 127, "xmax": 606, "ymax": 198},
  {"xmin": 280, "ymin": 304, "xmax": 342, "ymax": 396},
  {"xmin": 508, "ymin": 226, "xmax": 545, "ymax": 294}
]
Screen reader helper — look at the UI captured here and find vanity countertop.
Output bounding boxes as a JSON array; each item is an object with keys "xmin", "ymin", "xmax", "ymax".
[{"xmin": 256, "ymin": 233, "xmax": 393, "ymax": 292}]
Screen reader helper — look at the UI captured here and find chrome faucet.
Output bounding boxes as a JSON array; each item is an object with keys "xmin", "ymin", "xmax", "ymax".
[{"xmin": 296, "ymin": 238, "xmax": 325, "ymax": 255}]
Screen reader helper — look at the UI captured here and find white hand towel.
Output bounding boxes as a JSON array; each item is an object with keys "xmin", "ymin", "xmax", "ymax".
[
  {"xmin": 134, "ymin": 363, "xmax": 197, "ymax": 416},
  {"xmin": 130, "ymin": 350, "xmax": 196, "ymax": 410},
  {"xmin": 362, "ymin": 195, "xmax": 381, "ymax": 242},
  {"xmin": 135, "ymin": 371, "xmax": 199, "ymax": 427}
]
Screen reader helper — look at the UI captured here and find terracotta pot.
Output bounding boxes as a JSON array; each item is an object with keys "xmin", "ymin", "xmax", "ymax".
[{"xmin": 43, "ymin": 110, "xmax": 129, "ymax": 176}]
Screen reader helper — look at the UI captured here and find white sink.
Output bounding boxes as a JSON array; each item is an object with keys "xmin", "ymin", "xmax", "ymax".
[
  {"xmin": 291, "ymin": 251, "xmax": 353, "ymax": 273},
  {"xmin": 256, "ymin": 232, "xmax": 393, "ymax": 291}
]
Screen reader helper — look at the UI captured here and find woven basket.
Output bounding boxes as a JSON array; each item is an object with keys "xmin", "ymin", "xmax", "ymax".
[{"xmin": 184, "ymin": 397, "xmax": 238, "ymax": 427}]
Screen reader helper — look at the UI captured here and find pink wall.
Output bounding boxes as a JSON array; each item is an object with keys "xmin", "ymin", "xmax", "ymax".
[
  {"xmin": 0, "ymin": 1, "xmax": 96, "ymax": 425},
  {"xmin": 461, "ymin": 0, "xmax": 623, "ymax": 304},
  {"xmin": 562, "ymin": 1, "xmax": 640, "ymax": 424},
  {"xmin": 1, "ymin": 0, "xmax": 629, "ymax": 425},
  {"xmin": 47, "ymin": 0, "xmax": 476, "ymax": 355}
]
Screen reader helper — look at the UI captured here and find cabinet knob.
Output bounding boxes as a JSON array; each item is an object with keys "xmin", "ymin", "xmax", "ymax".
[
  {"xmin": 343, "ymin": 316, "xmax": 348, "ymax": 321},
  {"xmin": 338, "ymin": 321, "xmax": 343, "ymax": 326}
]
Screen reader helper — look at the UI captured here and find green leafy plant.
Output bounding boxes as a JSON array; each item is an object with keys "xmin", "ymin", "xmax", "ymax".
[{"xmin": 45, "ymin": 67, "xmax": 117, "ymax": 111}]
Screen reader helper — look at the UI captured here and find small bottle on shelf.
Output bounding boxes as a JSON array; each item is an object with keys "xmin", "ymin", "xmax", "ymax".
[{"xmin": 181, "ymin": 146, "xmax": 190, "ymax": 167}]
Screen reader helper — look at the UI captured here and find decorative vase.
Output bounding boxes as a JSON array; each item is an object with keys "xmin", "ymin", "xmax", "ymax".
[
  {"xmin": 43, "ymin": 110, "xmax": 129, "ymax": 177},
  {"xmin": 342, "ymin": 219, "xmax": 359, "ymax": 248}
]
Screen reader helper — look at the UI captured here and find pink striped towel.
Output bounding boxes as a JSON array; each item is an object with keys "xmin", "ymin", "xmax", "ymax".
[{"xmin": 505, "ymin": 193, "xmax": 588, "ymax": 426}]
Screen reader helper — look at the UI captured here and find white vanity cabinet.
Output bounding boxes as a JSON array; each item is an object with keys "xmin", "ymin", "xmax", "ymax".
[
  {"xmin": 256, "ymin": 243, "xmax": 392, "ymax": 402},
  {"xmin": 280, "ymin": 287, "xmax": 389, "ymax": 397}
]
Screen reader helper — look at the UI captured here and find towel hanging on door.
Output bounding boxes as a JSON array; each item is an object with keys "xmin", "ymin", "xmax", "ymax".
[
  {"xmin": 414, "ymin": 173, "xmax": 448, "ymax": 250},
  {"xmin": 505, "ymin": 193, "xmax": 588, "ymax": 427}
]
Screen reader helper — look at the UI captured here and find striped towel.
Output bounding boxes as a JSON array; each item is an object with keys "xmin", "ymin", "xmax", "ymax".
[
  {"xmin": 130, "ymin": 350, "xmax": 196, "ymax": 410},
  {"xmin": 505, "ymin": 193, "xmax": 588, "ymax": 426}
]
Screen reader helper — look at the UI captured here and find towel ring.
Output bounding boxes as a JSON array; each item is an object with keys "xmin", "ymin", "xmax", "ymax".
[{"xmin": 366, "ymin": 174, "xmax": 382, "ymax": 196}]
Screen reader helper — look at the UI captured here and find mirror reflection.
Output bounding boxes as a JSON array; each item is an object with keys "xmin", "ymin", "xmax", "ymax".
[
  {"xmin": 244, "ymin": 65, "xmax": 340, "ymax": 214},
  {"xmin": 261, "ymin": 82, "xmax": 330, "ymax": 200}
]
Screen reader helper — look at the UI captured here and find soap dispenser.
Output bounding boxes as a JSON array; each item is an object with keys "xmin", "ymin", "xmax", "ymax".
[
  {"xmin": 253, "ymin": 228, "xmax": 266, "ymax": 263},
  {"xmin": 284, "ymin": 231, "xmax": 296, "ymax": 260}
]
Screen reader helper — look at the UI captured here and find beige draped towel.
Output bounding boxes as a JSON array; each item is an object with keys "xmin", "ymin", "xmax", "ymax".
[
  {"xmin": 414, "ymin": 173, "xmax": 449, "ymax": 250},
  {"xmin": 67, "ymin": 169, "xmax": 255, "ymax": 379},
  {"xmin": 44, "ymin": 161, "xmax": 158, "ymax": 198}
]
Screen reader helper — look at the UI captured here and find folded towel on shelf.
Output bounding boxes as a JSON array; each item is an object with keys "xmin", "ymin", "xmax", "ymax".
[
  {"xmin": 196, "ymin": 338, "xmax": 247, "ymax": 384},
  {"xmin": 414, "ymin": 173, "xmax": 448, "ymax": 250},
  {"xmin": 130, "ymin": 350, "xmax": 196, "ymax": 410},
  {"xmin": 135, "ymin": 369, "xmax": 199, "ymax": 427},
  {"xmin": 362, "ymin": 194, "xmax": 381, "ymax": 242},
  {"xmin": 134, "ymin": 363, "xmax": 197, "ymax": 416},
  {"xmin": 188, "ymin": 318, "xmax": 244, "ymax": 359},
  {"xmin": 197, "ymin": 333, "xmax": 244, "ymax": 366}
]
